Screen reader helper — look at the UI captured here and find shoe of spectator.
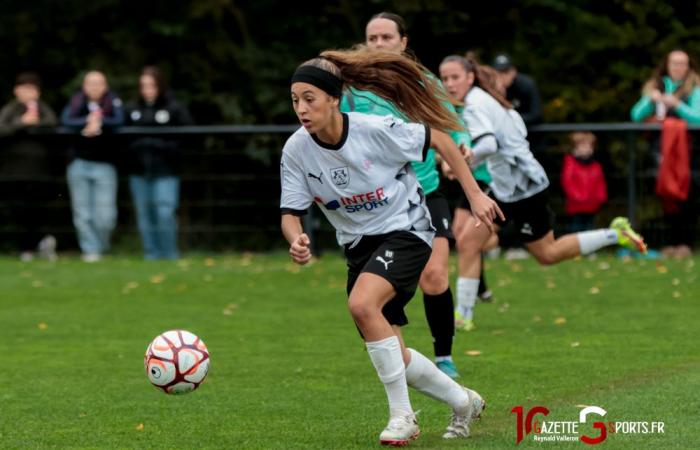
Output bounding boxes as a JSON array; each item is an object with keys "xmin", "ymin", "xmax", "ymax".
[
  {"xmin": 673, "ymin": 245, "xmax": 692, "ymax": 259},
  {"xmin": 484, "ymin": 247, "xmax": 501, "ymax": 259},
  {"xmin": 20, "ymin": 251, "xmax": 34, "ymax": 262},
  {"xmin": 38, "ymin": 235, "xmax": 57, "ymax": 261},
  {"xmin": 82, "ymin": 253, "xmax": 101, "ymax": 263}
]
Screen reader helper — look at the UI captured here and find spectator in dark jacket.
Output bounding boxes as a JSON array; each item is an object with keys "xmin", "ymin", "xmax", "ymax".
[
  {"xmin": 126, "ymin": 66, "xmax": 193, "ymax": 260},
  {"xmin": 61, "ymin": 70, "xmax": 124, "ymax": 262},
  {"xmin": 492, "ymin": 54, "xmax": 543, "ymax": 127},
  {"xmin": 0, "ymin": 72, "xmax": 58, "ymax": 261}
]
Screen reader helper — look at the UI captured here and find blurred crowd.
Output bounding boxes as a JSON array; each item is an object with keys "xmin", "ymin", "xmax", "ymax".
[{"xmin": 1, "ymin": 48, "xmax": 699, "ymax": 261}]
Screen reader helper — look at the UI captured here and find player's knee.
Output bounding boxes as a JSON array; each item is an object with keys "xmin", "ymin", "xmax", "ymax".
[
  {"xmin": 347, "ymin": 298, "xmax": 376, "ymax": 324},
  {"xmin": 420, "ymin": 266, "xmax": 448, "ymax": 294},
  {"xmin": 533, "ymin": 251, "xmax": 557, "ymax": 266}
]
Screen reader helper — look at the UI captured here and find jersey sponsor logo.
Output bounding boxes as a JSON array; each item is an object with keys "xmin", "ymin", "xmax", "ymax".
[
  {"xmin": 330, "ymin": 166, "xmax": 350, "ymax": 187},
  {"xmin": 314, "ymin": 187, "xmax": 390, "ymax": 213},
  {"xmin": 314, "ymin": 197, "xmax": 340, "ymax": 210},
  {"xmin": 307, "ymin": 171, "xmax": 323, "ymax": 184},
  {"xmin": 341, "ymin": 187, "xmax": 389, "ymax": 212},
  {"xmin": 442, "ymin": 218, "xmax": 449, "ymax": 230},
  {"xmin": 375, "ymin": 256, "xmax": 393, "ymax": 270},
  {"xmin": 521, "ymin": 223, "xmax": 533, "ymax": 235}
]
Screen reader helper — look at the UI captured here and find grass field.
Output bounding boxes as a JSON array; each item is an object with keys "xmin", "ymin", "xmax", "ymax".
[{"xmin": 1, "ymin": 252, "xmax": 698, "ymax": 449}]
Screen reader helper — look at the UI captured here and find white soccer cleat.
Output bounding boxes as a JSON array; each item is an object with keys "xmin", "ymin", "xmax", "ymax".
[
  {"xmin": 379, "ymin": 413, "xmax": 420, "ymax": 446},
  {"xmin": 442, "ymin": 387, "xmax": 486, "ymax": 439}
]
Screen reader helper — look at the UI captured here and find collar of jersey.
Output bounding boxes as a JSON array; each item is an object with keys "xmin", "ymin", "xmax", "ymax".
[{"xmin": 311, "ymin": 113, "xmax": 349, "ymax": 150}]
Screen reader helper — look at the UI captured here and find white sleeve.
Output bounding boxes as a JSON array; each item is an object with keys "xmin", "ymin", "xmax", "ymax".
[
  {"xmin": 280, "ymin": 147, "xmax": 313, "ymax": 215},
  {"xmin": 463, "ymin": 104, "xmax": 495, "ymax": 143},
  {"xmin": 376, "ymin": 115, "xmax": 430, "ymax": 165}
]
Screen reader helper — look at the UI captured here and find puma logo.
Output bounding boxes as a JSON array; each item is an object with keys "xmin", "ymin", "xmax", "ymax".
[
  {"xmin": 375, "ymin": 256, "xmax": 393, "ymax": 270},
  {"xmin": 307, "ymin": 172, "xmax": 323, "ymax": 184}
]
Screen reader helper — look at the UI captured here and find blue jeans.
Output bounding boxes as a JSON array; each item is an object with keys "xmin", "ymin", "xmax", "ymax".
[
  {"xmin": 67, "ymin": 159, "xmax": 118, "ymax": 255},
  {"xmin": 129, "ymin": 175, "xmax": 180, "ymax": 259}
]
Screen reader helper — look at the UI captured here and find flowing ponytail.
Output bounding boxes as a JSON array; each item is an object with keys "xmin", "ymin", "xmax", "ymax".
[{"xmin": 312, "ymin": 46, "xmax": 462, "ymax": 132}]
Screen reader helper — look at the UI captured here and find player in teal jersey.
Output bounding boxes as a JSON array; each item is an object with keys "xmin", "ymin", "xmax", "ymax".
[{"xmin": 339, "ymin": 12, "xmax": 479, "ymax": 379}]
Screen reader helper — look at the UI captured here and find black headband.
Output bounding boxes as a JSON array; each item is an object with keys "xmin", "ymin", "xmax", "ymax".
[{"xmin": 291, "ymin": 65, "xmax": 343, "ymax": 98}]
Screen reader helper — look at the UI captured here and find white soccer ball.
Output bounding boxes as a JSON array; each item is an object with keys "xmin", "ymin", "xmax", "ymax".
[{"xmin": 144, "ymin": 329, "xmax": 210, "ymax": 394}]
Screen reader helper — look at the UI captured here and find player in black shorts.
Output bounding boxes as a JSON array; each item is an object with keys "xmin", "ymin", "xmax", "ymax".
[
  {"xmin": 281, "ymin": 49, "xmax": 502, "ymax": 445},
  {"xmin": 439, "ymin": 54, "xmax": 647, "ymax": 331}
]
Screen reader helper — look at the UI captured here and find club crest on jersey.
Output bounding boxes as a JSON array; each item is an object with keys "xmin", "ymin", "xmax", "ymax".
[{"xmin": 330, "ymin": 167, "xmax": 350, "ymax": 187}]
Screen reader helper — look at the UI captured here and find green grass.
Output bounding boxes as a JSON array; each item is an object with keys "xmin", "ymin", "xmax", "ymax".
[{"xmin": 0, "ymin": 253, "xmax": 698, "ymax": 449}]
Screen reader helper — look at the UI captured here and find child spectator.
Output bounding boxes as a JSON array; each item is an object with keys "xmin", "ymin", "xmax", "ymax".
[
  {"xmin": 61, "ymin": 70, "xmax": 124, "ymax": 262},
  {"xmin": 0, "ymin": 72, "xmax": 58, "ymax": 261},
  {"xmin": 561, "ymin": 132, "xmax": 608, "ymax": 232}
]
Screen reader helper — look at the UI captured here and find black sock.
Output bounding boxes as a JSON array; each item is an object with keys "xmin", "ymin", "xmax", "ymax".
[
  {"xmin": 478, "ymin": 254, "xmax": 488, "ymax": 296},
  {"xmin": 423, "ymin": 287, "xmax": 455, "ymax": 358}
]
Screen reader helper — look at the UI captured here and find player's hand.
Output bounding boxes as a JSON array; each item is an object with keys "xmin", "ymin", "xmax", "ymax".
[
  {"xmin": 441, "ymin": 160, "xmax": 455, "ymax": 180},
  {"xmin": 289, "ymin": 233, "xmax": 312, "ymax": 265},
  {"xmin": 466, "ymin": 191, "xmax": 505, "ymax": 233}
]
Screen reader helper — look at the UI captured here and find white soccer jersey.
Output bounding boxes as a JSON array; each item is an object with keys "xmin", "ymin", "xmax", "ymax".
[
  {"xmin": 463, "ymin": 86, "xmax": 549, "ymax": 203},
  {"xmin": 280, "ymin": 112, "xmax": 434, "ymax": 246}
]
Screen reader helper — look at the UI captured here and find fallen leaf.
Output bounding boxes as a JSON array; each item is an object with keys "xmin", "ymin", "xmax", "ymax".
[
  {"xmin": 598, "ymin": 262, "xmax": 611, "ymax": 271},
  {"xmin": 672, "ymin": 291, "xmax": 681, "ymax": 298},
  {"xmin": 656, "ymin": 265, "xmax": 668, "ymax": 274},
  {"xmin": 570, "ymin": 342, "xmax": 580, "ymax": 347},
  {"xmin": 37, "ymin": 322, "xmax": 48, "ymax": 330},
  {"xmin": 672, "ymin": 278, "xmax": 680, "ymax": 286},
  {"xmin": 150, "ymin": 274, "xmax": 165, "ymax": 284},
  {"xmin": 510, "ymin": 263, "xmax": 523, "ymax": 272},
  {"xmin": 583, "ymin": 271, "xmax": 594, "ymax": 279},
  {"xmin": 589, "ymin": 286, "xmax": 600, "ymax": 295},
  {"xmin": 135, "ymin": 423, "xmax": 144, "ymax": 431},
  {"xmin": 465, "ymin": 350, "xmax": 482, "ymax": 356},
  {"xmin": 532, "ymin": 315, "xmax": 542, "ymax": 322},
  {"xmin": 554, "ymin": 317, "xmax": 567, "ymax": 325},
  {"xmin": 204, "ymin": 258, "xmax": 216, "ymax": 267},
  {"xmin": 546, "ymin": 280, "xmax": 556, "ymax": 289}
]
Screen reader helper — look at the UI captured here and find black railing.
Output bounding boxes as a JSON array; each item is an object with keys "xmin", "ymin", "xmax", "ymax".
[{"xmin": 0, "ymin": 122, "xmax": 697, "ymax": 252}]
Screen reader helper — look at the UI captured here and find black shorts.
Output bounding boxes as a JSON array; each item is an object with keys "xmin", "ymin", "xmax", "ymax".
[
  {"xmin": 345, "ymin": 231, "xmax": 432, "ymax": 327},
  {"xmin": 495, "ymin": 189, "xmax": 554, "ymax": 243},
  {"xmin": 426, "ymin": 192, "xmax": 454, "ymax": 241},
  {"xmin": 457, "ymin": 180, "xmax": 491, "ymax": 210},
  {"xmin": 458, "ymin": 187, "xmax": 554, "ymax": 243}
]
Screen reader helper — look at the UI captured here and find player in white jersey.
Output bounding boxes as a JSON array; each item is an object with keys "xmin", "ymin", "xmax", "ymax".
[
  {"xmin": 439, "ymin": 55, "xmax": 648, "ymax": 330},
  {"xmin": 281, "ymin": 49, "xmax": 503, "ymax": 446}
]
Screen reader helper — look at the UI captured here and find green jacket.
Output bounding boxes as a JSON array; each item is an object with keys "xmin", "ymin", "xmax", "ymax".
[
  {"xmin": 340, "ymin": 83, "xmax": 469, "ymax": 195},
  {"xmin": 630, "ymin": 76, "xmax": 700, "ymax": 124}
]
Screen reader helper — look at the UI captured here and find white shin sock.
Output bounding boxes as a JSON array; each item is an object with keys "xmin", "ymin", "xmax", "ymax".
[
  {"xmin": 456, "ymin": 277, "xmax": 479, "ymax": 320},
  {"xmin": 404, "ymin": 348, "xmax": 470, "ymax": 414},
  {"xmin": 577, "ymin": 229, "xmax": 619, "ymax": 255},
  {"xmin": 366, "ymin": 336, "xmax": 413, "ymax": 418}
]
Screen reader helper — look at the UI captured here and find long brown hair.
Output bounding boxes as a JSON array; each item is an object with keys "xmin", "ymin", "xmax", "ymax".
[
  {"xmin": 310, "ymin": 45, "xmax": 462, "ymax": 132},
  {"xmin": 440, "ymin": 55, "xmax": 512, "ymax": 109},
  {"xmin": 642, "ymin": 49, "xmax": 700, "ymax": 99}
]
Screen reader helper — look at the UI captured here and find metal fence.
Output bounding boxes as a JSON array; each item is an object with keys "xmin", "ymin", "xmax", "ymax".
[{"xmin": 0, "ymin": 122, "xmax": 697, "ymax": 253}]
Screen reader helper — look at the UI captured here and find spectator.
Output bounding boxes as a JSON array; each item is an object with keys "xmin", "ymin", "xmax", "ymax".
[
  {"xmin": 126, "ymin": 66, "xmax": 193, "ymax": 260},
  {"xmin": 561, "ymin": 132, "xmax": 608, "ymax": 233},
  {"xmin": 61, "ymin": 70, "xmax": 124, "ymax": 262},
  {"xmin": 0, "ymin": 72, "xmax": 58, "ymax": 261},
  {"xmin": 631, "ymin": 49, "xmax": 700, "ymax": 258},
  {"xmin": 491, "ymin": 54, "xmax": 543, "ymax": 127}
]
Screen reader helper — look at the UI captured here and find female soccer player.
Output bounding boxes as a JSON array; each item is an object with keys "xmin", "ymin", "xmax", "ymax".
[
  {"xmin": 439, "ymin": 55, "xmax": 647, "ymax": 328},
  {"xmin": 340, "ymin": 12, "xmax": 476, "ymax": 378},
  {"xmin": 281, "ymin": 48, "xmax": 503, "ymax": 445}
]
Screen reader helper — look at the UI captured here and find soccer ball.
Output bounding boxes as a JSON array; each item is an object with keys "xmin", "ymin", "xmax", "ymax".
[{"xmin": 144, "ymin": 329, "xmax": 210, "ymax": 394}]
